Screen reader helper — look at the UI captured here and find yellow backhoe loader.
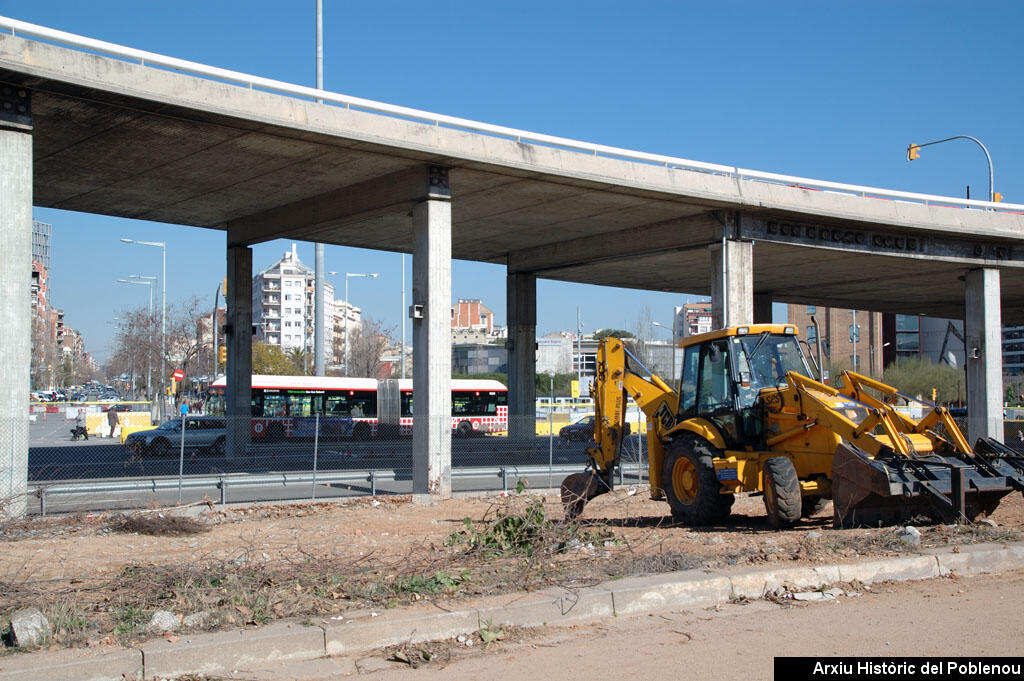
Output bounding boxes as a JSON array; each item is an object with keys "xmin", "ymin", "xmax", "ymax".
[{"xmin": 561, "ymin": 325, "xmax": 1024, "ymax": 528}]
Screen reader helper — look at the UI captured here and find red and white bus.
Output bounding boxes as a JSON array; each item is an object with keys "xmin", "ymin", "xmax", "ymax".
[{"xmin": 206, "ymin": 376, "xmax": 508, "ymax": 439}]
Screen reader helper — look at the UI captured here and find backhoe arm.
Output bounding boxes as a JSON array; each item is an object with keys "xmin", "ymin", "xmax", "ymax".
[
  {"xmin": 562, "ymin": 337, "xmax": 678, "ymax": 519},
  {"xmin": 586, "ymin": 338, "xmax": 678, "ymax": 472}
]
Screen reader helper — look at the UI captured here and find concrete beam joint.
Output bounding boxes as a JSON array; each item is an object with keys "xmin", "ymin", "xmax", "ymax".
[
  {"xmin": 227, "ymin": 164, "xmax": 450, "ymax": 247},
  {"xmin": 0, "ymin": 85, "xmax": 31, "ymax": 131}
]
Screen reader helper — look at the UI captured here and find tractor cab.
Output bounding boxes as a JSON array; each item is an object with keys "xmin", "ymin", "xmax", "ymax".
[{"xmin": 677, "ymin": 325, "xmax": 810, "ymax": 448}]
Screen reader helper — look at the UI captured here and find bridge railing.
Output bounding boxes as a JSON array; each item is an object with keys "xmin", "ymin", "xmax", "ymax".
[{"xmin": 3, "ymin": 16, "xmax": 1021, "ymax": 215}]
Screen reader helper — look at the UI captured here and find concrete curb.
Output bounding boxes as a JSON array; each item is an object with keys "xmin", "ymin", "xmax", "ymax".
[{"xmin": 3, "ymin": 542, "xmax": 1024, "ymax": 681}]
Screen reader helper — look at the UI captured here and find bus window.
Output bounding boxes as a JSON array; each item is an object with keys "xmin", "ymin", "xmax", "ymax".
[
  {"xmin": 289, "ymin": 393, "xmax": 313, "ymax": 417},
  {"xmin": 325, "ymin": 391, "xmax": 377, "ymax": 417},
  {"xmin": 452, "ymin": 390, "xmax": 506, "ymax": 415},
  {"xmin": 400, "ymin": 392, "xmax": 413, "ymax": 417},
  {"xmin": 452, "ymin": 394, "xmax": 474, "ymax": 415},
  {"xmin": 262, "ymin": 393, "xmax": 288, "ymax": 417}
]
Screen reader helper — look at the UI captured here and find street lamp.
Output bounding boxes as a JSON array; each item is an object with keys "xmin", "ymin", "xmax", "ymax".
[
  {"xmin": 117, "ymin": 276, "xmax": 156, "ymax": 399},
  {"xmin": 343, "ymin": 272, "xmax": 379, "ymax": 376},
  {"xmin": 906, "ymin": 135, "xmax": 999, "ymax": 203},
  {"xmin": 121, "ymin": 238, "xmax": 166, "ymax": 416}
]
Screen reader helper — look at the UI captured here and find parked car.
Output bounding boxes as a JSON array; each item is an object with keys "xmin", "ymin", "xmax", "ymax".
[
  {"xmin": 559, "ymin": 415, "xmax": 596, "ymax": 441},
  {"xmin": 558, "ymin": 414, "xmax": 631, "ymax": 442},
  {"xmin": 125, "ymin": 416, "xmax": 226, "ymax": 457},
  {"xmin": 102, "ymin": 403, "xmax": 135, "ymax": 412}
]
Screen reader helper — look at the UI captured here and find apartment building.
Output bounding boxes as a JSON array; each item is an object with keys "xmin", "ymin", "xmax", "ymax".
[{"xmin": 251, "ymin": 244, "xmax": 335, "ymax": 359}]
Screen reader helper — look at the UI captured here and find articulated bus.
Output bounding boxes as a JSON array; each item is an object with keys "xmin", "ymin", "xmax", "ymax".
[{"xmin": 206, "ymin": 376, "xmax": 508, "ymax": 440}]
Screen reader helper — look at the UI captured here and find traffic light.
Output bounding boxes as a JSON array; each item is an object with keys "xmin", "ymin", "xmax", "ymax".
[
  {"xmin": 994, "ymin": 191, "xmax": 1004, "ymax": 202},
  {"xmin": 218, "ymin": 345, "xmax": 227, "ymax": 364},
  {"xmin": 907, "ymin": 144, "xmax": 920, "ymax": 161}
]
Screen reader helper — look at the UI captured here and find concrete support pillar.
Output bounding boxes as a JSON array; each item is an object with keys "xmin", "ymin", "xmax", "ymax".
[
  {"xmin": 965, "ymin": 268, "xmax": 1003, "ymax": 444},
  {"xmin": 0, "ymin": 108, "xmax": 31, "ymax": 518},
  {"xmin": 225, "ymin": 244, "xmax": 253, "ymax": 458},
  {"xmin": 412, "ymin": 199, "xmax": 452, "ymax": 497},
  {"xmin": 709, "ymin": 240, "xmax": 753, "ymax": 329},
  {"xmin": 506, "ymin": 272, "xmax": 537, "ymax": 440},
  {"xmin": 753, "ymin": 293, "xmax": 773, "ymax": 324}
]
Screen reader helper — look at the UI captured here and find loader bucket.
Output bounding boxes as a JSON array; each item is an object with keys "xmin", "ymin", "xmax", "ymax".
[{"xmin": 831, "ymin": 439, "xmax": 1024, "ymax": 528}]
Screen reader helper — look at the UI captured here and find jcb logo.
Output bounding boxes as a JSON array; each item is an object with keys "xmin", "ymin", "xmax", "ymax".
[{"xmin": 654, "ymin": 402, "xmax": 675, "ymax": 431}]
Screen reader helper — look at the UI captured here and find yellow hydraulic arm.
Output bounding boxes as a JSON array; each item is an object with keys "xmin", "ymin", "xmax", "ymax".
[
  {"xmin": 586, "ymin": 337, "xmax": 678, "ymax": 471},
  {"xmin": 780, "ymin": 371, "xmax": 969, "ymax": 458},
  {"xmin": 834, "ymin": 371, "xmax": 972, "ymax": 455},
  {"xmin": 560, "ymin": 337, "xmax": 679, "ymax": 519}
]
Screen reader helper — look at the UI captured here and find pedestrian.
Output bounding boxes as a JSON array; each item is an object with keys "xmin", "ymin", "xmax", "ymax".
[
  {"xmin": 75, "ymin": 408, "xmax": 88, "ymax": 440},
  {"xmin": 107, "ymin": 406, "xmax": 119, "ymax": 438}
]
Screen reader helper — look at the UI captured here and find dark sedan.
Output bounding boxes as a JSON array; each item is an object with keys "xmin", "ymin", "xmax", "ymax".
[{"xmin": 559, "ymin": 415, "xmax": 596, "ymax": 442}]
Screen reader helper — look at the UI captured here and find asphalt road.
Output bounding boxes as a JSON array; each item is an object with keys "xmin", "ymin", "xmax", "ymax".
[
  {"xmin": 31, "ymin": 425, "xmax": 580, "ymax": 480},
  {"xmin": 28, "ymin": 416, "xmax": 649, "ymax": 481}
]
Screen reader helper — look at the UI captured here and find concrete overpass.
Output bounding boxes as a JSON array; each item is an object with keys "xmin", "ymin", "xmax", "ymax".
[{"xmin": 1, "ymin": 18, "xmax": 1022, "ymax": 514}]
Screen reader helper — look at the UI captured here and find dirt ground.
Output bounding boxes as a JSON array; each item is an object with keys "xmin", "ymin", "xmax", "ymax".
[{"xmin": 1, "ymin": 486, "xmax": 1022, "ymax": 650}]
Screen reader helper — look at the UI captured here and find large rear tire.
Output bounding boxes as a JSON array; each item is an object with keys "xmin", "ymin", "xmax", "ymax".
[
  {"xmin": 661, "ymin": 435, "xmax": 733, "ymax": 526},
  {"xmin": 763, "ymin": 457, "xmax": 802, "ymax": 528}
]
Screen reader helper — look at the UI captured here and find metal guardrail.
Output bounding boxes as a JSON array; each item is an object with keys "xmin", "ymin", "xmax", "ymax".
[
  {"xmin": 29, "ymin": 463, "xmax": 648, "ymax": 515},
  {"xmin": 1, "ymin": 16, "xmax": 1021, "ymax": 215}
]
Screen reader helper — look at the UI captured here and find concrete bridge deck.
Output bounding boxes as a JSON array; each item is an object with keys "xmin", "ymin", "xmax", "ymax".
[{"xmin": 0, "ymin": 21, "xmax": 1020, "ymax": 320}]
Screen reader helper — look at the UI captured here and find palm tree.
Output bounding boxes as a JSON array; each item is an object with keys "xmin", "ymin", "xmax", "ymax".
[{"xmin": 284, "ymin": 347, "xmax": 312, "ymax": 375}]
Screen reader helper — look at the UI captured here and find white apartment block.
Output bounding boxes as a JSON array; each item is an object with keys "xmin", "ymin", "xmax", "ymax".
[
  {"xmin": 252, "ymin": 244, "xmax": 334, "ymax": 358},
  {"xmin": 331, "ymin": 301, "xmax": 363, "ymax": 370}
]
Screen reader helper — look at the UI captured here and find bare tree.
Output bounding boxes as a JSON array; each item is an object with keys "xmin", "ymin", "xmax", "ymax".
[
  {"xmin": 164, "ymin": 296, "xmax": 207, "ymax": 388},
  {"xmin": 108, "ymin": 297, "xmax": 207, "ymax": 396},
  {"xmin": 628, "ymin": 305, "xmax": 654, "ymax": 369},
  {"xmin": 108, "ymin": 306, "xmax": 157, "ymax": 396},
  {"xmin": 341, "ymin": 317, "xmax": 394, "ymax": 378},
  {"xmin": 30, "ymin": 320, "xmax": 60, "ymax": 389}
]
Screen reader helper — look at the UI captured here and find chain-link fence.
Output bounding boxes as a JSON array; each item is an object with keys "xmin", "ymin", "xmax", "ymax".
[
  {"xmin": 18, "ymin": 400, "xmax": 1024, "ymax": 516},
  {"xmin": 22, "ymin": 407, "xmax": 650, "ymax": 515}
]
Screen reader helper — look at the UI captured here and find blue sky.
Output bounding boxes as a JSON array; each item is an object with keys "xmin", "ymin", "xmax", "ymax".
[{"xmin": 5, "ymin": 1, "xmax": 1022, "ymax": 363}]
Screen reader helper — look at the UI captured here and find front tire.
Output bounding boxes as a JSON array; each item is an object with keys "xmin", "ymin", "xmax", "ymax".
[
  {"xmin": 211, "ymin": 436, "xmax": 226, "ymax": 456},
  {"xmin": 763, "ymin": 457, "xmax": 802, "ymax": 528},
  {"xmin": 456, "ymin": 421, "xmax": 473, "ymax": 438},
  {"xmin": 801, "ymin": 495, "xmax": 829, "ymax": 518},
  {"xmin": 661, "ymin": 435, "xmax": 733, "ymax": 525}
]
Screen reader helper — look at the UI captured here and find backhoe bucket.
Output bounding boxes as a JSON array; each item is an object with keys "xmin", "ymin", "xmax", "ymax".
[
  {"xmin": 832, "ymin": 439, "xmax": 1024, "ymax": 528},
  {"xmin": 561, "ymin": 471, "xmax": 611, "ymax": 522}
]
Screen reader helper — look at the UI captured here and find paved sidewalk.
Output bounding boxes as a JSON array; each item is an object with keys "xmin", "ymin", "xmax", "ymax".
[{"xmin": 1, "ymin": 541, "xmax": 1021, "ymax": 681}]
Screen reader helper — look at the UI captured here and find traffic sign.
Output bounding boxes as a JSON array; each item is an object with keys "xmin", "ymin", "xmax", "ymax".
[{"xmin": 171, "ymin": 369, "xmax": 184, "ymax": 381}]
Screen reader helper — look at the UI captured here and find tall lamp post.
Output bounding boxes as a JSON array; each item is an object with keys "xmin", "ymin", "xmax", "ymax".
[
  {"xmin": 343, "ymin": 272, "xmax": 379, "ymax": 376},
  {"xmin": 907, "ymin": 135, "xmax": 1000, "ymax": 203},
  {"xmin": 121, "ymin": 238, "xmax": 166, "ymax": 417},
  {"xmin": 117, "ymin": 276, "xmax": 156, "ymax": 399}
]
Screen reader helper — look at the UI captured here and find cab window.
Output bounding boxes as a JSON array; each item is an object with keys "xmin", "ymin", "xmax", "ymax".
[{"xmin": 678, "ymin": 344, "xmax": 700, "ymax": 417}]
